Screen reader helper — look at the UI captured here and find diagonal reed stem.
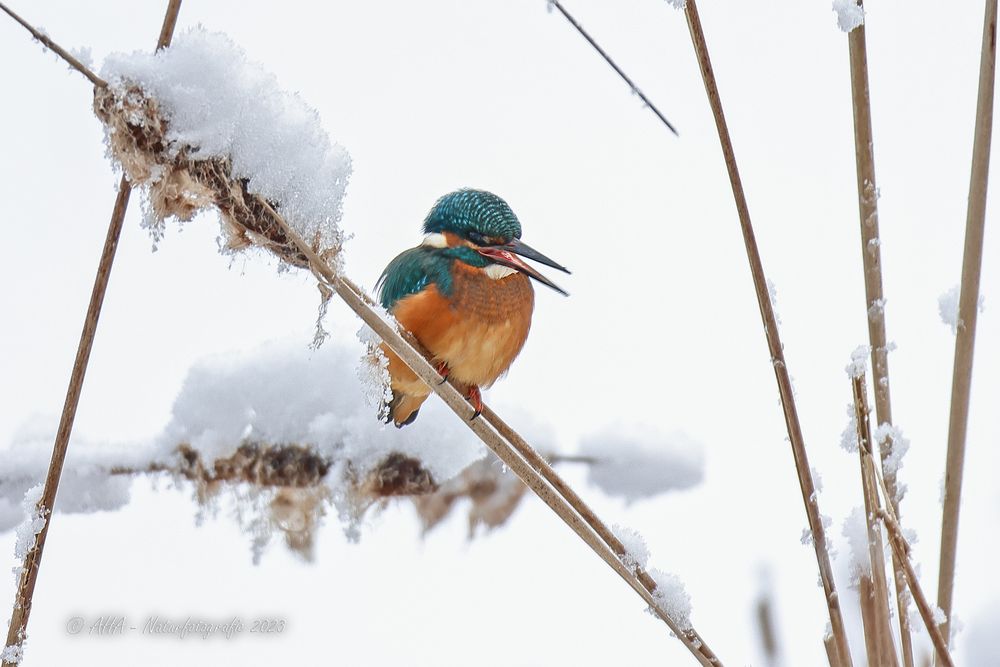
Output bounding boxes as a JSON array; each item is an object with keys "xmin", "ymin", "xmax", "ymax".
[
  {"xmin": 681, "ymin": 1, "xmax": 853, "ymax": 664},
  {"xmin": 824, "ymin": 634, "xmax": 844, "ymax": 667},
  {"xmin": 880, "ymin": 507, "xmax": 955, "ymax": 667},
  {"xmin": 331, "ymin": 273, "xmax": 722, "ymax": 662},
  {"xmin": 260, "ymin": 202, "xmax": 723, "ymax": 666},
  {"xmin": 1, "ymin": 3, "xmax": 181, "ymax": 665},
  {"xmin": 860, "ymin": 420, "xmax": 955, "ymax": 666},
  {"xmin": 851, "ymin": 375, "xmax": 900, "ymax": 667},
  {"xmin": 547, "ymin": 0, "xmax": 678, "ymax": 135},
  {"xmin": 936, "ymin": 0, "xmax": 997, "ymax": 654},
  {"xmin": 857, "ymin": 377, "xmax": 956, "ymax": 667},
  {"xmin": 0, "ymin": 1, "xmax": 107, "ymax": 87},
  {"xmin": 844, "ymin": 6, "xmax": 914, "ymax": 664},
  {"xmin": 1, "ymin": 8, "xmax": 721, "ymax": 663}
]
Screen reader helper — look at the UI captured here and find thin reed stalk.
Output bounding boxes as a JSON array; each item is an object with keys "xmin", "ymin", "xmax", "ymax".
[
  {"xmin": 851, "ymin": 375, "xmax": 900, "ymax": 667},
  {"xmin": 307, "ymin": 271, "xmax": 722, "ymax": 660},
  {"xmin": 1, "ymin": 5, "xmax": 182, "ymax": 664},
  {"xmin": 0, "ymin": 2, "xmax": 107, "ymax": 86},
  {"xmin": 261, "ymin": 202, "xmax": 723, "ymax": 666},
  {"xmin": 857, "ymin": 576, "xmax": 880, "ymax": 667},
  {"xmin": 479, "ymin": 403, "xmax": 717, "ymax": 659},
  {"xmin": 333, "ymin": 270, "xmax": 722, "ymax": 661},
  {"xmin": 937, "ymin": 0, "xmax": 997, "ymax": 651},
  {"xmin": 880, "ymin": 508, "xmax": 955, "ymax": 667},
  {"xmin": 547, "ymin": 0, "xmax": 678, "ymax": 135},
  {"xmin": 682, "ymin": 1, "xmax": 852, "ymax": 663},
  {"xmin": 824, "ymin": 633, "xmax": 844, "ymax": 667},
  {"xmin": 858, "ymin": 386, "xmax": 955, "ymax": 667},
  {"xmin": 845, "ymin": 6, "xmax": 913, "ymax": 663},
  {"xmin": 3, "ymin": 183, "xmax": 130, "ymax": 667},
  {"xmin": 754, "ymin": 586, "xmax": 780, "ymax": 667},
  {"xmin": 19, "ymin": 7, "xmax": 724, "ymax": 650}
]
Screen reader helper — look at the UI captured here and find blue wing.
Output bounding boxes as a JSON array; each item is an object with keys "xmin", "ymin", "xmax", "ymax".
[{"xmin": 377, "ymin": 247, "xmax": 453, "ymax": 310}]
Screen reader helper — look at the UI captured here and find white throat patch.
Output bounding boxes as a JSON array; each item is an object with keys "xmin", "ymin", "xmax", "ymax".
[
  {"xmin": 484, "ymin": 264, "xmax": 518, "ymax": 280},
  {"xmin": 421, "ymin": 233, "xmax": 449, "ymax": 248}
]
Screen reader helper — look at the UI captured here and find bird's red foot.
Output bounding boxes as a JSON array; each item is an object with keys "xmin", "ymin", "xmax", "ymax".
[
  {"xmin": 435, "ymin": 361, "xmax": 450, "ymax": 385},
  {"xmin": 465, "ymin": 385, "xmax": 483, "ymax": 420}
]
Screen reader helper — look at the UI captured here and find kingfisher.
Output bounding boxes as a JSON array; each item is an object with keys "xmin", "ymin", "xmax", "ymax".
[{"xmin": 376, "ymin": 189, "xmax": 570, "ymax": 427}]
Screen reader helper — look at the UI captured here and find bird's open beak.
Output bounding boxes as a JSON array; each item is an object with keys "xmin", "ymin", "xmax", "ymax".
[{"xmin": 477, "ymin": 238, "xmax": 571, "ymax": 296}]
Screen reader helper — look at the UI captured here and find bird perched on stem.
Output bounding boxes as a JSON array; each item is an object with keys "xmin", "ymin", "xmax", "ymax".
[{"xmin": 377, "ymin": 189, "xmax": 570, "ymax": 427}]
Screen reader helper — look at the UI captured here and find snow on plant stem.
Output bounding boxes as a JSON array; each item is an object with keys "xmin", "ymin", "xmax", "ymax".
[
  {"xmin": 841, "ymin": 506, "xmax": 871, "ymax": 582},
  {"xmin": 832, "ymin": 0, "xmax": 865, "ymax": 33},
  {"xmin": 12, "ymin": 484, "xmax": 46, "ymax": 581},
  {"xmin": 156, "ymin": 341, "xmax": 484, "ymax": 487},
  {"xmin": 99, "ymin": 28, "xmax": 351, "ymax": 258},
  {"xmin": 4, "ymin": 484, "xmax": 47, "ymax": 663},
  {"xmin": 0, "ymin": 644, "xmax": 22, "ymax": 665},
  {"xmin": 839, "ymin": 403, "xmax": 859, "ymax": 453},
  {"xmin": 766, "ymin": 278, "xmax": 781, "ymax": 326},
  {"xmin": 609, "ymin": 524, "xmax": 693, "ymax": 631},
  {"xmin": 873, "ymin": 423, "xmax": 910, "ymax": 479},
  {"xmin": 612, "ymin": 524, "xmax": 650, "ymax": 573},
  {"xmin": 646, "ymin": 569, "xmax": 692, "ymax": 631},
  {"xmin": 938, "ymin": 285, "xmax": 985, "ymax": 334},
  {"xmin": 845, "ymin": 344, "xmax": 870, "ymax": 379}
]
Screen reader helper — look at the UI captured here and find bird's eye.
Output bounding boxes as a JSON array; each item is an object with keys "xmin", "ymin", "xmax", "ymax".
[{"xmin": 468, "ymin": 231, "xmax": 487, "ymax": 245}]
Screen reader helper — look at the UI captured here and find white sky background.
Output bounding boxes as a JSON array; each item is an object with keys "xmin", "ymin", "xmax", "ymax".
[{"xmin": 1, "ymin": 0, "xmax": 999, "ymax": 665}]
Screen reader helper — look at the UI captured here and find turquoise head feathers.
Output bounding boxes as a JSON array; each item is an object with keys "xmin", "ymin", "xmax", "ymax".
[
  {"xmin": 422, "ymin": 189, "xmax": 522, "ymax": 243},
  {"xmin": 378, "ymin": 189, "xmax": 570, "ymax": 310}
]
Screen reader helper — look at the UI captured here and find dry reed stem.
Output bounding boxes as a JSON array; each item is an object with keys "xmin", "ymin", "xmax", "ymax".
[
  {"xmin": 852, "ymin": 375, "xmax": 900, "ymax": 667},
  {"xmin": 337, "ymin": 277, "xmax": 722, "ymax": 661},
  {"xmin": 880, "ymin": 509, "xmax": 955, "ymax": 667},
  {"xmin": 476, "ymin": 402, "xmax": 718, "ymax": 661},
  {"xmin": 0, "ymin": 1, "xmax": 107, "ymax": 87},
  {"xmin": 858, "ymin": 576, "xmax": 881, "ymax": 667},
  {"xmin": 39, "ymin": 7, "xmax": 726, "ymax": 660},
  {"xmin": 824, "ymin": 633, "xmax": 844, "ymax": 667},
  {"xmin": 413, "ymin": 455, "xmax": 529, "ymax": 535},
  {"xmin": 313, "ymin": 255, "xmax": 722, "ymax": 659},
  {"xmin": 264, "ymin": 204, "xmax": 721, "ymax": 666},
  {"xmin": 2, "ymin": 182, "xmax": 130, "ymax": 667},
  {"xmin": 754, "ymin": 589, "xmax": 779, "ymax": 667},
  {"xmin": 547, "ymin": 0, "xmax": 678, "ymax": 135},
  {"xmin": 0, "ymin": 4, "xmax": 182, "ymax": 665},
  {"xmin": 860, "ymin": 405, "xmax": 955, "ymax": 666},
  {"xmin": 937, "ymin": 0, "xmax": 997, "ymax": 652},
  {"xmin": 113, "ymin": 444, "xmax": 477, "ymax": 558},
  {"xmin": 118, "ymin": 441, "xmax": 596, "ymax": 537},
  {"xmin": 845, "ymin": 6, "xmax": 913, "ymax": 664},
  {"xmin": 682, "ymin": 1, "xmax": 852, "ymax": 663},
  {"xmin": 87, "ymin": 67, "xmax": 721, "ymax": 661}
]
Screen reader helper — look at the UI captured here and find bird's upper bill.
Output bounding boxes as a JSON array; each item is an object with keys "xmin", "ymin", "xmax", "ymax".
[
  {"xmin": 421, "ymin": 189, "xmax": 570, "ymax": 295},
  {"xmin": 477, "ymin": 238, "xmax": 571, "ymax": 296}
]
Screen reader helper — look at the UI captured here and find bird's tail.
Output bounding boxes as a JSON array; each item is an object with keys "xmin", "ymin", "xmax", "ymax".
[
  {"xmin": 382, "ymin": 389, "xmax": 427, "ymax": 428},
  {"xmin": 378, "ymin": 342, "xmax": 431, "ymax": 427}
]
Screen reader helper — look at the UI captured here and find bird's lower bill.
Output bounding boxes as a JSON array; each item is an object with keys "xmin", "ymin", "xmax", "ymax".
[{"xmin": 476, "ymin": 246, "xmax": 568, "ymax": 296}]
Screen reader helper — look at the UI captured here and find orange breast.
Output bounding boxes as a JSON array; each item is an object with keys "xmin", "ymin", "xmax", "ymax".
[{"xmin": 392, "ymin": 265, "xmax": 535, "ymax": 387}]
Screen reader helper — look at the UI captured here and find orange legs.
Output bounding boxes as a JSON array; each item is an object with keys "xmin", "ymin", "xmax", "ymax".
[
  {"xmin": 465, "ymin": 385, "xmax": 483, "ymax": 420},
  {"xmin": 432, "ymin": 361, "xmax": 481, "ymax": 419},
  {"xmin": 435, "ymin": 360, "xmax": 450, "ymax": 385}
]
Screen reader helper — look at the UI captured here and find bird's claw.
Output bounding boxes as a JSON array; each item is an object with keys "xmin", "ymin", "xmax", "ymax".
[
  {"xmin": 435, "ymin": 361, "xmax": 450, "ymax": 385},
  {"xmin": 465, "ymin": 385, "xmax": 483, "ymax": 421}
]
